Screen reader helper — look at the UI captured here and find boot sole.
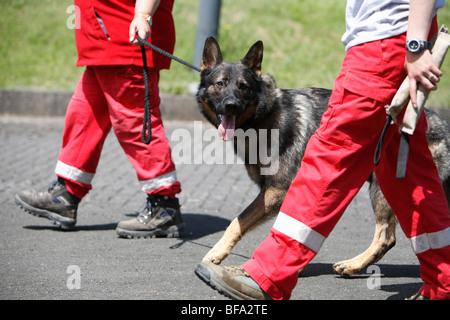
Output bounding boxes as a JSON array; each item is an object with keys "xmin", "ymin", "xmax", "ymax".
[
  {"xmin": 195, "ymin": 262, "xmax": 237, "ymax": 300},
  {"xmin": 195, "ymin": 261, "xmax": 259, "ymax": 300},
  {"xmin": 116, "ymin": 223, "xmax": 185, "ymax": 239},
  {"xmin": 15, "ymin": 194, "xmax": 76, "ymax": 230}
]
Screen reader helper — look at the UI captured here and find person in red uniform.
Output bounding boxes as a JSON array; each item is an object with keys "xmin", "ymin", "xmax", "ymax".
[
  {"xmin": 15, "ymin": 0, "xmax": 184, "ymax": 238},
  {"xmin": 195, "ymin": 0, "xmax": 450, "ymax": 300}
]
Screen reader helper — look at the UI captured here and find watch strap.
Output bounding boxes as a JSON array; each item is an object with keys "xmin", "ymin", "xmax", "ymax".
[{"xmin": 134, "ymin": 13, "xmax": 152, "ymax": 26}]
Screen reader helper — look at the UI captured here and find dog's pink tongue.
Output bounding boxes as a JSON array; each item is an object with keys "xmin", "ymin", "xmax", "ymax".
[{"xmin": 218, "ymin": 115, "xmax": 236, "ymax": 141}]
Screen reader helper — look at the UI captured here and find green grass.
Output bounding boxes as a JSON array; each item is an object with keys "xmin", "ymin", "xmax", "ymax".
[{"xmin": 1, "ymin": 0, "xmax": 449, "ymax": 106}]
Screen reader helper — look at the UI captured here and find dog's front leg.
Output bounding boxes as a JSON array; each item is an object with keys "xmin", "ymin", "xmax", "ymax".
[
  {"xmin": 203, "ymin": 187, "xmax": 284, "ymax": 264},
  {"xmin": 333, "ymin": 183, "xmax": 397, "ymax": 276},
  {"xmin": 202, "ymin": 217, "xmax": 246, "ymax": 264}
]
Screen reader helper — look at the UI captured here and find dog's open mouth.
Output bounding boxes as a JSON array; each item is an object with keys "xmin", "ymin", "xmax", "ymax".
[{"xmin": 217, "ymin": 114, "xmax": 236, "ymax": 141}]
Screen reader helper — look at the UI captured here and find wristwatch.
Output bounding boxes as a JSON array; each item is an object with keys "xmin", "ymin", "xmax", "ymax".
[
  {"xmin": 406, "ymin": 38, "xmax": 432, "ymax": 53},
  {"xmin": 135, "ymin": 13, "xmax": 152, "ymax": 26},
  {"xmin": 145, "ymin": 15, "xmax": 152, "ymax": 26}
]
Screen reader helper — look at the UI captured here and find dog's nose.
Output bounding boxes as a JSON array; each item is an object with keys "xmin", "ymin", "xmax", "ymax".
[{"xmin": 223, "ymin": 98, "xmax": 239, "ymax": 113}]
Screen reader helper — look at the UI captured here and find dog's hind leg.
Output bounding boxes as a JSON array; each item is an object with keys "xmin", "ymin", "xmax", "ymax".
[
  {"xmin": 443, "ymin": 176, "xmax": 450, "ymax": 210},
  {"xmin": 333, "ymin": 174, "xmax": 450, "ymax": 276},
  {"xmin": 203, "ymin": 187, "xmax": 285, "ymax": 264},
  {"xmin": 333, "ymin": 179, "xmax": 397, "ymax": 276}
]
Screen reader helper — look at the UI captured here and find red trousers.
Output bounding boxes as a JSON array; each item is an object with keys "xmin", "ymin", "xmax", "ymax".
[
  {"xmin": 243, "ymin": 32, "xmax": 450, "ymax": 300},
  {"xmin": 55, "ymin": 66, "xmax": 181, "ymax": 199}
]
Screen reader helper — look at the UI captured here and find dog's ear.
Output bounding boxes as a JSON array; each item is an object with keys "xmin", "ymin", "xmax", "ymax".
[
  {"xmin": 242, "ymin": 40, "xmax": 263, "ymax": 77},
  {"xmin": 201, "ymin": 37, "xmax": 223, "ymax": 72}
]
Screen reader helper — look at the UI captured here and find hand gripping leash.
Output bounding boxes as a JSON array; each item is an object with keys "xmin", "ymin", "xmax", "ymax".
[{"xmin": 137, "ymin": 37, "xmax": 200, "ymax": 144}]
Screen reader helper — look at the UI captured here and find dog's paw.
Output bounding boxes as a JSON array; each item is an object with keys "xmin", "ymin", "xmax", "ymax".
[
  {"xmin": 332, "ymin": 260, "xmax": 362, "ymax": 276},
  {"xmin": 202, "ymin": 255, "xmax": 222, "ymax": 265},
  {"xmin": 202, "ymin": 250, "xmax": 228, "ymax": 265}
]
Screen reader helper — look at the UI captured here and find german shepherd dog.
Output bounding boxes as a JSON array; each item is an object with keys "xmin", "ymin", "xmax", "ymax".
[{"xmin": 196, "ymin": 37, "xmax": 450, "ymax": 276}]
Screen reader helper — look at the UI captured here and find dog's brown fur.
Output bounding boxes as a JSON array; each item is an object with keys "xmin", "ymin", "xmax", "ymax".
[{"xmin": 196, "ymin": 37, "xmax": 450, "ymax": 276}]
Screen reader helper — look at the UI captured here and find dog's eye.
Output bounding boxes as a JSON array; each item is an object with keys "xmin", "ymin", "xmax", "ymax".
[
  {"xmin": 239, "ymin": 83, "xmax": 249, "ymax": 90},
  {"xmin": 215, "ymin": 81, "xmax": 224, "ymax": 88}
]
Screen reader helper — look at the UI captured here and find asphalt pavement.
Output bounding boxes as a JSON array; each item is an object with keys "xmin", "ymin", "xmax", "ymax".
[{"xmin": 0, "ymin": 110, "xmax": 431, "ymax": 303}]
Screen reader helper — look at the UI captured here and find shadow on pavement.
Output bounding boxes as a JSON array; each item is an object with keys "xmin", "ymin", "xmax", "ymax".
[
  {"xmin": 23, "ymin": 223, "xmax": 118, "ymax": 232},
  {"xmin": 22, "ymin": 213, "xmax": 229, "ymax": 237},
  {"xmin": 301, "ymin": 262, "xmax": 421, "ymax": 278}
]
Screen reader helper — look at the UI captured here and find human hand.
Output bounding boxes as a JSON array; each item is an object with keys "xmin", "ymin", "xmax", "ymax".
[
  {"xmin": 405, "ymin": 50, "xmax": 442, "ymax": 108},
  {"xmin": 129, "ymin": 16, "xmax": 151, "ymax": 45}
]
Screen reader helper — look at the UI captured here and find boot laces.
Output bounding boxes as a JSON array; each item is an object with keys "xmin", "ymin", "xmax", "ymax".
[
  {"xmin": 224, "ymin": 266, "xmax": 250, "ymax": 277},
  {"xmin": 48, "ymin": 180, "xmax": 61, "ymax": 193},
  {"xmin": 138, "ymin": 199, "xmax": 154, "ymax": 221}
]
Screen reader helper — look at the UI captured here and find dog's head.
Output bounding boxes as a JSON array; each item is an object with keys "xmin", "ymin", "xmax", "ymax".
[{"xmin": 197, "ymin": 37, "xmax": 264, "ymax": 141}]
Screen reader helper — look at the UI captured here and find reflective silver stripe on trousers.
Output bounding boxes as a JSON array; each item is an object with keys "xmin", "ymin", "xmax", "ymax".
[
  {"xmin": 55, "ymin": 160, "xmax": 95, "ymax": 185},
  {"xmin": 273, "ymin": 211, "xmax": 326, "ymax": 253},
  {"xmin": 140, "ymin": 170, "xmax": 178, "ymax": 193},
  {"xmin": 409, "ymin": 227, "xmax": 450, "ymax": 254}
]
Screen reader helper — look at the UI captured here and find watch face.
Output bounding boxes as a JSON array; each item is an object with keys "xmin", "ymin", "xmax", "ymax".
[
  {"xmin": 407, "ymin": 39, "xmax": 421, "ymax": 52},
  {"xmin": 410, "ymin": 40, "xmax": 419, "ymax": 50}
]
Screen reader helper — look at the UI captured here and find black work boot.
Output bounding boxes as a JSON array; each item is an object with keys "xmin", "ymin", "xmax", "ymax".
[
  {"xmin": 116, "ymin": 194, "xmax": 184, "ymax": 238},
  {"xmin": 15, "ymin": 178, "xmax": 79, "ymax": 229}
]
